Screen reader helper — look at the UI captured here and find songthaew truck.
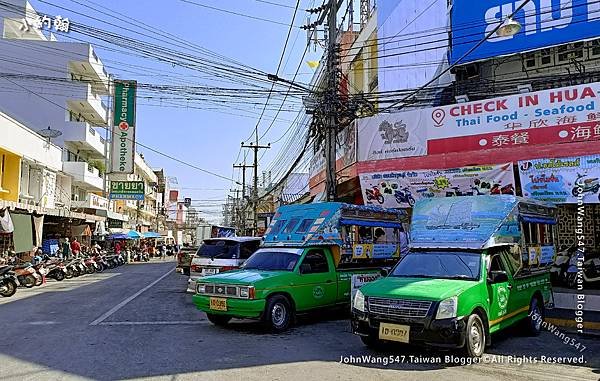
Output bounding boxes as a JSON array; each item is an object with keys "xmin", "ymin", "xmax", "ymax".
[
  {"xmin": 192, "ymin": 202, "xmax": 408, "ymax": 332},
  {"xmin": 352, "ymin": 195, "xmax": 557, "ymax": 357}
]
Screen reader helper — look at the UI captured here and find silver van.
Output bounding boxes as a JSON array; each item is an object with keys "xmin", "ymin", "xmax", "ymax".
[{"xmin": 186, "ymin": 237, "xmax": 261, "ymax": 292}]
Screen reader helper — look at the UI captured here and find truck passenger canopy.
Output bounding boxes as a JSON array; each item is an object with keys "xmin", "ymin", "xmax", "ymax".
[{"xmin": 263, "ymin": 202, "xmax": 407, "ymax": 265}]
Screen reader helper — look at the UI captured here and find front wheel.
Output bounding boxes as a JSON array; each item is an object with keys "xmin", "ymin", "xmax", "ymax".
[
  {"xmin": 65, "ymin": 268, "xmax": 73, "ymax": 279},
  {"xmin": 408, "ymin": 196, "xmax": 416, "ymax": 207},
  {"xmin": 206, "ymin": 313, "xmax": 232, "ymax": 326},
  {"xmin": 23, "ymin": 275, "xmax": 36, "ymax": 288},
  {"xmin": 376, "ymin": 195, "xmax": 384, "ymax": 204},
  {"xmin": 54, "ymin": 271, "xmax": 65, "ymax": 281},
  {"xmin": 34, "ymin": 273, "xmax": 43, "ymax": 286},
  {"xmin": 522, "ymin": 297, "xmax": 544, "ymax": 336},
  {"xmin": 0, "ymin": 279, "xmax": 17, "ymax": 297},
  {"xmin": 264, "ymin": 295, "xmax": 293, "ymax": 332},
  {"xmin": 463, "ymin": 314, "xmax": 486, "ymax": 358}
]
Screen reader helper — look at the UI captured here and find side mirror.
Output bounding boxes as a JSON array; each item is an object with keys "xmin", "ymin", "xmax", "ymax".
[
  {"xmin": 380, "ymin": 267, "xmax": 390, "ymax": 277},
  {"xmin": 488, "ymin": 270, "xmax": 509, "ymax": 284}
]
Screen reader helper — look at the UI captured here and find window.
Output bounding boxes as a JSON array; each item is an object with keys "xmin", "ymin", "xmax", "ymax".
[
  {"xmin": 299, "ymin": 250, "xmax": 329, "ymax": 274},
  {"xmin": 239, "ymin": 240, "xmax": 260, "ymax": 259},
  {"xmin": 295, "ymin": 219, "xmax": 315, "ymax": 234},
  {"xmin": 269, "ymin": 219, "xmax": 287, "ymax": 235},
  {"xmin": 282, "ymin": 218, "xmax": 300, "ymax": 234},
  {"xmin": 489, "ymin": 254, "xmax": 505, "ymax": 273}
]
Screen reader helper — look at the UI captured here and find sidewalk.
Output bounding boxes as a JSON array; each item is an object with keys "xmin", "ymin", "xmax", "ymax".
[{"xmin": 546, "ymin": 288, "xmax": 600, "ymax": 336}]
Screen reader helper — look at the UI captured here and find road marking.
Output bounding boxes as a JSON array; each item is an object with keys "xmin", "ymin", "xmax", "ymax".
[
  {"xmin": 98, "ymin": 320, "xmax": 208, "ymax": 326},
  {"xmin": 89, "ymin": 267, "xmax": 174, "ymax": 326}
]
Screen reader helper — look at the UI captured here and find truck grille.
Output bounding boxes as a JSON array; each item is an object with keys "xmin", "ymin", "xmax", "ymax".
[
  {"xmin": 204, "ymin": 284, "xmax": 239, "ymax": 297},
  {"xmin": 368, "ymin": 297, "xmax": 432, "ymax": 319}
]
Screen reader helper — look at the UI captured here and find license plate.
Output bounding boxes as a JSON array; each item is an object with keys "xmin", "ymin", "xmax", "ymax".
[
  {"xmin": 204, "ymin": 268, "xmax": 217, "ymax": 275},
  {"xmin": 209, "ymin": 297, "xmax": 227, "ymax": 311},
  {"xmin": 379, "ymin": 322, "xmax": 410, "ymax": 343}
]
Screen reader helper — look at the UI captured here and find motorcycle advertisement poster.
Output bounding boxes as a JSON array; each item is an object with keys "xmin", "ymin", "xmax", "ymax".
[
  {"xmin": 359, "ymin": 163, "xmax": 515, "ymax": 208},
  {"xmin": 518, "ymin": 154, "xmax": 600, "ymax": 203}
]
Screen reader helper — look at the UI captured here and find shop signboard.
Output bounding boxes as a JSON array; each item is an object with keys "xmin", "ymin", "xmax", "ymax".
[
  {"xmin": 110, "ymin": 80, "xmax": 137, "ymax": 174},
  {"xmin": 107, "ymin": 219, "xmax": 123, "ymax": 229},
  {"xmin": 109, "ymin": 181, "xmax": 145, "ymax": 200},
  {"xmin": 357, "ymin": 111, "xmax": 428, "ymax": 161},
  {"xmin": 427, "ymin": 82, "xmax": 600, "ymax": 154},
  {"xmin": 518, "ymin": 154, "xmax": 600, "ymax": 203},
  {"xmin": 450, "ymin": 0, "xmax": 600, "ymax": 65},
  {"xmin": 359, "ymin": 163, "xmax": 515, "ymax": 208}
]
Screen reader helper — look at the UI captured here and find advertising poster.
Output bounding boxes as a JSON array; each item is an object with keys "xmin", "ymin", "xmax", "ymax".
[
  {"xmin": 309, "ymin": 122, "xmax": 357, "ymax": 188},
  {"xmin": 359, "ymin": 163, "xmax": 515, "ymax": 208},
  {"xmin": 109, "ymin": 181, "xmax": 145, "ymax": 200},
  {"xmin": 518, "ymin": 154, "xmax": 600, "ymax": 203},
  {"xmin": 357, "ymin": 111, "xmax": 428, "ymax": 161}
]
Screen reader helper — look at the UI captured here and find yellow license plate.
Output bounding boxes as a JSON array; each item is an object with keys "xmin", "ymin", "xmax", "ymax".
[
  {"xmin": 379, "ymin": 322, "xmax": 410, "ymax": 343},
  {"xmin": 209, "ymin": 297, "xmax": 227, "ymax": 311}
]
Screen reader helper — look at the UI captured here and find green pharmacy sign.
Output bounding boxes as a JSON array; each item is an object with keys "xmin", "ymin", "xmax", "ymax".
[
  {"xmin": 109, "ymin": 181, "xmax": 145, "ymax": 200},
  {"xmin": 110, "ymin": 80, "xmax": 137, "ymax": 174}
]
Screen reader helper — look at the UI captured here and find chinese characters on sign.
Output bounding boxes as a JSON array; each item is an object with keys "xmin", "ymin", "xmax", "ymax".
[
  {"xmin": 109, "ymin": 181, "xmax": 145, "ymax": 201},
  {"xmin": 21, "ymin": 15, "xmax": 70, "ymax": 33}
]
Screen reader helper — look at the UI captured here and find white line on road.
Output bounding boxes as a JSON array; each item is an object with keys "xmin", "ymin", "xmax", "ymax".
[
  {"xmin": 89, "ymin": 267, "xmax": 174, "ymax": 326},
  {"xmin": 98, "ymin": 320, "xmax": 208, "ymax": 326}
]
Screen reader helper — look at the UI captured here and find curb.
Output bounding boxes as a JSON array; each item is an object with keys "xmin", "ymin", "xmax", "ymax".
[{"xmin": 543, "ymin": 317, "xmax": 600, "ymax": 338}]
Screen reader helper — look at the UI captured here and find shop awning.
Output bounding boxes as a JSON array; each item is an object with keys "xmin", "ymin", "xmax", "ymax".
[
  {"xmin": 108, "ymin": 233, "xmax": 130, "ymax": 240},
  {"xmin": 127, "ymin": 230, "xmax": 142, "ymax": 239},
  {"xmin": 143, "ymin": 231, "xmax": 161, "ymax": 238}
]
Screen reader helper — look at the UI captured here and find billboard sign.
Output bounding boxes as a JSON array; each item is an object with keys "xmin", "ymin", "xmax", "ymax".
[
  {"xmin": 359, "ymin": 163, "xmax": 515, "ymax": 208},
  {"xmin": 357, "ymin": 111, "xmax": 428, "ymax": 162},
  {"xmin": 450, "ymin": 0, "xmax": 600, "ymax": 65},
  {"xmin": 109, "ymin": 181, "xmax": 145, "ymax": 200},
  {"xmin": 518, "ymin": 154, "xmax": 600, "ymax": 203},
  {"xmin": 426, "ymin": 81, "xmax": 600, "ymax": 154},
  {"xmin": 110, "ymin": 80, "xmax": 137, "ymax": 174}
]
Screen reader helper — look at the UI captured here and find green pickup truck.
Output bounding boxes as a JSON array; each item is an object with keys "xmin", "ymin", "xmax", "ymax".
[
  {"xmin": 352, "ymin": 196, "xmax": 556, "ymax": 357},
  {"xmin": 192, "ymin": 202, "xmax": 407, "ymax": 331}
]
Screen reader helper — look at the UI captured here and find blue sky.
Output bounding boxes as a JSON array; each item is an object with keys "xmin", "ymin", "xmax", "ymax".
[{"xmin": 31, "ymin": 0, "xmax": 321, "ymax": 223}]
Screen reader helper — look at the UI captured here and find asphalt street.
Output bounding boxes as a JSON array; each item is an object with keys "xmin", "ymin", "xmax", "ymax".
[{"xmin": 1, "ymin": 260, "xmax": 599, "ymax": 381}]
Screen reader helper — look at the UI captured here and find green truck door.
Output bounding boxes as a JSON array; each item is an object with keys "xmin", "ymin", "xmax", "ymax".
[
  {"xmin": 487, "ymin": 253, "xmax": 513, "ymax": 331},
  {"xmin": 293, "ymin": 249, "xmax": 337, "ymax": 311}
]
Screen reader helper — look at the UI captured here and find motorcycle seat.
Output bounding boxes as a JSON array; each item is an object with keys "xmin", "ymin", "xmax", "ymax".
[
  {"xmin": 13, "ymin": 264, "xmax": 30, "ymax": 269},
  {"xmin": 0, "ymin": 265, "xmax": 13, "ymax": 275},
  {"xmin": 584, "ymin": 178, "xmax": 598, "ymax": 183}
]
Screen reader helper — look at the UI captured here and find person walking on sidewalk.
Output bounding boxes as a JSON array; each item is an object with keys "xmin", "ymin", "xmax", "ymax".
[
  {"xmin": 70, "ymin": 237, "xmax": 81, "ymax": 257},
  {"xmin": 62, "ymin": 238, "xmax": 72, "ymax": 260}
]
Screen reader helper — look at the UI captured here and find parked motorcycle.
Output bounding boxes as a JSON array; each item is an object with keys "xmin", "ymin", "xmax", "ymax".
[
  {"xmin": 490, "ymin": 183, "xmax": 515, "ymax": 195},
  {"xmin": 571, "ymin": 172, "xmax": 600, "ymax": 199},
  {"xmin": 83, "ymin": 256, "xmax": 98, "ymax": 274},
  {"xmin": 550, "ymin": 245, "xmax": 574, "ymax": 285},
  {"xmin": 365, "ymin": 186, "xmax": 384, "ymax": 204},
  {"xmin": 394, "ymin": 187, "xmax": 416, "ymax": 206},
  {"xmin": 566, "ymin": 254, "xmax": 600, "ymax": 288},
  {"xmin": 45, "ymin": 259, "xmax": 67, "ymax": 281},
  {"xmin": 11, "ymin": 262, "xmax": 40, "ymax": 288},
  {"xmin": 0, "ymin": 265, "xmax": 18, "ymax": 297}
]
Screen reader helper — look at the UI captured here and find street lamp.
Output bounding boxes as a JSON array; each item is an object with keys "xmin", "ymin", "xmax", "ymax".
[{"xmin": 496, "ymin": 18, "xmax": 522, "ymax": 37}]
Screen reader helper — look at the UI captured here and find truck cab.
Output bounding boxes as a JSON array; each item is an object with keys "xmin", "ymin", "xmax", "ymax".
[{"xmin": 352, "ymin": 196, "xmax": 556, "ymax": 357}]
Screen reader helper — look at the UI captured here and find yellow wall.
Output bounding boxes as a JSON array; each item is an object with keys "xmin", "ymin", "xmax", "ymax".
[{"xmin": 0, "ymin": 147, "xmax": 21, "ymax": 202}]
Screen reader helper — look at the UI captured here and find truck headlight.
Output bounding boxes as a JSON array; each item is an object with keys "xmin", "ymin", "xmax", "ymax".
[
  {"xmin": 196, "ymin": 283, "xmax": 206, "ymax": 294},
  {"xmin": 435, "ymin": 296, "xmax": 457, "ymax": 320},
  {"xmin": 353, "ymin": 290, "xmax": 366, "ymax": 312},
  {"xmin": 239, "ymin": 286, "xmax": 255, "ymax": 299}
]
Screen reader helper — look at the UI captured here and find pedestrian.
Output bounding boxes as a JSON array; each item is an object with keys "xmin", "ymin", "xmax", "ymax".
[
  {"xmin": 62, "ymin": 238, "xmax": 72, "ymax": 260},
  {"xmin": 160, "ymin": 243, "xmax": 166, "ymax": 260},
  {"xmin": 70, "ymin": 237, "xmax": 81, "ymax": 257}
]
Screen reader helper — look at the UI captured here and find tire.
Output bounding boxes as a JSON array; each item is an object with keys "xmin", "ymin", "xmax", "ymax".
[
  {"xmin": 86, "ymin": 266, "xmax": 95, "ymax": 275},
  {"xmin": 72, "ymin": 268, "xmax": 81, "ymax": 277},
  {"xmin": 0, "ymin": 279, "xmax": 17, "ymax": 297},
  {"xmin": 65, "ymin": 268, "xmax": 73, "ymax": 279},
  {"xmin": 184, "ymin": 268, "xmax": 190, "ymax": 276},
  {"xmin": 263, "ymin": 295, "xmax": 293, "ymax": 332},
  {"xmin": 572, "ymin": 187, "xmax": 580, "ymax": 197},
  {"xmin": 408, "ymin": 196, "xmax": 415, "ymax": 207},
  {"xmin": 463, "ymin": 314, "xmax": 486, "ymax": 358},
  {"xmin": 24, "ymin": 274, "xmax": 36, "ymax": 288},
  {"xmin": 377, "ymin": 195, "xmax": 384, "ymax": 204},
  {"xmin": 34, "ymin": 273, "xmax": 43, "ymax": 286},
  {"xmin": 206, "ymin": 313, "xmax": 232, "ymax": 326},
  {"xmin": 54, "ymin": 271, "xmax": 65, "ymax": 281},
  {"xmin": 567, "ymin": 273, "xmax": 577, "ymax": 288},
  {"xmin": 522, "ymin": 297, "xmax": 544, "ymax": 336}
]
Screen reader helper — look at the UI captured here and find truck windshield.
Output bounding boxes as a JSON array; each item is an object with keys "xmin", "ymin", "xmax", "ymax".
[
  {"xmin": 241, "ymin": 249, "xmax": 301, "ymax": 271},
  {"xmin": 196, "ymin": 240, "xmax": 239, "ymax": 259},
  {"xmin": 391, "ymin": 251, "xmax": 481, "ymax": 281}
]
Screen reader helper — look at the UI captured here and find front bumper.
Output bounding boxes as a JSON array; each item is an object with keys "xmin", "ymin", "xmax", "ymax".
[
  {"xmin": 351, "ymin": 309, "xmax": 467, "ymax": 348},
  {"xmin": 192, "ymin": 294, "xmax": 266, "ymax": 319}
]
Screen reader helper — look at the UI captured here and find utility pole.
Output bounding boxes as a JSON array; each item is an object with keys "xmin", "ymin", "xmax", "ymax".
[
  {"xmin": 233, "ymin": 162, "xmax": 252, "ymax": 233},
  {"xmin": 325, "ymin": 0, "xmax": 339, "ymax": 202},
  {"xmin": 241, "ymin": 142, "xmax": 270, "ymax": 236},
  {"xmin": 229, "ymin": 189, "xmax": 241, "ymax": 231}
]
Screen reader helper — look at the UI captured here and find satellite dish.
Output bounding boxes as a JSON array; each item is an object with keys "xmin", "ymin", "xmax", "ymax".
[{"xmin": 38, "ymin": 126, "xmax": 62, "ymax": 141}]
